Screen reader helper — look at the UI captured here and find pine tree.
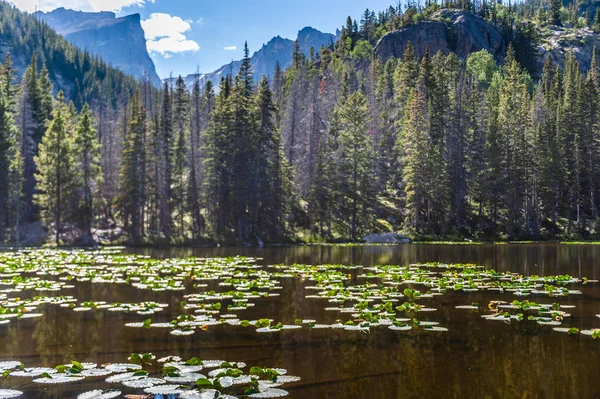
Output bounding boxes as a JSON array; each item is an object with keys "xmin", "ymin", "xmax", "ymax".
[
  {"xmin": 336, "ymin": 92, "xmax": 374, "ymax": 240},
  {"xmin": 0, "ymin": 55, "xmax": 19, "ymax": 241},
  {"xmin": 229, "ymin": 42, "xmax": 256, "ymax": 241},
  {"xmin": 34, "ymin": 92, "xmax": 76, "ymax": 245},
  {"xmin": 203, "ymin": 77, "xmax": 234, "ymax": 240},
  {"xmin": 19, "ymin": 57, "xmax": 53, "ymax": 222},
  {"xmin": 9, "ymin": 148, "xmax": 24, "ymax": 246},
  {"xmin": 399, "ymin": 89, "xmax": 431, "ymax": 233},
  {"xmin": 188, "ymin": 74, "xmax": 204, "ymax": 239},
  {"xmin": 118, "ymin": 92, "xmax": 147, "ymax": 243},
  {"xmin": 253, "ymin": 77, "xmax": 290, "ymax": 240},
  {"xmin": 374, "ymin": 58, "xmax": 398, "ymax": 195},
  {"xmin": 594, "ymin": 9, "xmax": 600, "ymax": 31},
  {"xmin": 394, "ymin": 42, "xmax": 419, "ymax": 114},
  {"xmin": 497, "ymin": 44, "xmax": 530, "ymax": 236},
  {"xmin": 561, "ymin": 53, "xmax": 584, "ymax": 230},
  {"xmin": 157, "ymin": 82, "xmax": 174, "ymax": 239},
  {"xmin": 360, "ymin": 9, "xmax": 374, "ymax": 41},
  {"xmin": 308, "ymin": 139, "xmax": 334, "ymax": 237},
  {"xmin": 74, "ymin": 104, "xmax": 102, "ymax": 245},
  {"xmin": 173, "ymin": 76, "xmax": 189, "ymax": 238},
  {"xmin": 550, "ymin": 0, "xmax": 562, "ymax": 26},
  {"xmin": 536, "ymin": 58, "xmax": 564, "ymax": 225}
]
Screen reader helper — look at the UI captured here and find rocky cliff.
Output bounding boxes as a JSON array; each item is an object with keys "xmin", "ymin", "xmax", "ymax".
[
  {"xmin": 375, "ymin": 10, "xmax": 506, "ymax": 63},
  {"xmin": 537, "ymin": 25, "xmax": 599, "ymax": 72},
  {"xmin": 375, "ymin": 9, "xmax": 600, "ymax": 74},
  {"xmin": 37, "ymin": 8, "xmax": 161, "ymax": 86}
]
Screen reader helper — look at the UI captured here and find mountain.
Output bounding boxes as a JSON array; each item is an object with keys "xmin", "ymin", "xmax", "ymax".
[
  {"xmin": 36, "ymin": 7, "xmax": 161, "ymax": 86},
  {"xmin": 0, "ymin": 2, "xmax": 138, "ymax": 107},
  {"xmin": 179, "ymin": 27, "xmax": 336, "ymax": 89}
]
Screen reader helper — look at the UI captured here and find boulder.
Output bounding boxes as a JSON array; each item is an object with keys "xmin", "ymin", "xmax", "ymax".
[
  {"xmin": 362, "ymin": 233, "xmax": 411, "ymax": 244},
  {"xmin": 19, "ymin": 222, "xmax": 48, "ymax": 246}
]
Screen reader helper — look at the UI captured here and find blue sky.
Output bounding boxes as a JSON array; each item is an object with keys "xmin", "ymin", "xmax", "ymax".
[{"xmin": 11, "ymin": 0, "xmax": 397, "ymax": 78}]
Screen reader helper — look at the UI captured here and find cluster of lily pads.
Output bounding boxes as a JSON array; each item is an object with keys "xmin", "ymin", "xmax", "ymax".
[
  {"xmin": 1, "ymin": 251, "xmax": 595, "ymax": 337},
  {"xmin": 1, "ymin": 249, "xmax": 600, "ymax": 397},
  {"xmin": 468, "ymin": 299, "xmax": 600, "ymax": 338},
  {"xmin": 0, "ymin": 354, "xmax": 299, "ymax": 398}
]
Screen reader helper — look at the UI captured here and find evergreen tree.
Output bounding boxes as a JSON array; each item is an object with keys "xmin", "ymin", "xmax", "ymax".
[
  {"xmin": 550, "ymin": 0, "xmax": 562, "ymax": 26},
  {"xmin": 229, "ymin": 42, "xmax": 257, "ymax": 241},
  {"xmin": 74, "ymin": 104, "xmax": 102, "ymax": 245},
  {"xmin": 34, "ymin": 92, "xmax": 76, "ymax": 245},
  {"xmin": 9, "ymin": 148, "xmax": 24, "ymax": 246},
  {"xmin": 204, "ymin": 77, "xmax": 234, "ymax": 240},
  {"xmin": 0, "ymin": 55, "xmax": 19, "ymax": 241},
  {"xmin": 399, "ymin": 89, "xmax": 431, "ymax": 233},
  {"xmin": 253, "ymin": 77, "xmax": 290, "ymax": 239},
  {"xmin": 173, "ymin": 76, "xmax": 189, "ymax": 237},
  {"xmin": 19, "ymin": 57, "xmax": 53, "ymax": 222},
  {"xmin": 308, "ymin": 139, "xmax": 334, "ymax": 237},
  {"xmin": 118, "ymin": 92, "xmax": 147, "ymax": 243},
  {"xmin": 497, "ymin": 44, "xmax": 531, "ymax": 235},
  {"xmin": 157, "ymin": 82, "xmax": 174, "ymax": 239},
  {"xmin": 188, "ymin": 74, "xmax": 204, "ymax": 239},
  {"xmin": 336, "ymin": 92, "xmax": 374, "ymax": 240}
]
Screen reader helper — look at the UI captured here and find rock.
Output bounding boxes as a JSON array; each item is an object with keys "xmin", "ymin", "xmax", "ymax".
[
  {"xmin": 255, "ymin": 235, "xmax": 265, "ymax": 248},
  {"xmin": 18, "ymin": 222, "xmax": 48, "ymax": 246},
  {"xmin": 93, "ymin": 227, "xmax": 126, "ymax": 244},
  {"xmin": 374, "ymin": 9, "xmax": 505, "ymax": 63},
  {"xmin": 362, "ymin": 233, "xmax": 411, "ymax": 244},
  {"xmin": 536, "ymin": 26, "xmax": 598, "ymax": 72}
]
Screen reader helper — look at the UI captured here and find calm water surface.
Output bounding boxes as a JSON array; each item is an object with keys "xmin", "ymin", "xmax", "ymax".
[{"xmin": 2, "ymin": 244, "xmax": 600, "ymax": 398}]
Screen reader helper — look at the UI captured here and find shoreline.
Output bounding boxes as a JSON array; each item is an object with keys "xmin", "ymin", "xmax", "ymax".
[{"xmin": 3, "ymin": 240, "xmax": 600, "ymax": 250}]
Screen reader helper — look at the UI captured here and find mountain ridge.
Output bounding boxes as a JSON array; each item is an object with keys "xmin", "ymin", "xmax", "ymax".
[
  {"xmin": 175, "ymin": 26, "xmax": 336, "ymax": 89},
  {"xmin": 35, "ymin": 7, "xmax": 161, "ymax": 86}
]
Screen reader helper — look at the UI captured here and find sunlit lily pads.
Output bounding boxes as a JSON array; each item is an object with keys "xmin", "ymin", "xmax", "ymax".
[
  {"xmin": 77, "ymin": 390, "xmax": 121, "ymax": 399},
  {"xmin": 144, "ymin": 384, "xmax": 183, "ymax": 395},
  {"xmin": 248, "ymin": 388, "xmax": 289, "ymax": 398},
  {"xmin": 0, "ymin": 389, "xmax": 23, "ymax": 398}
]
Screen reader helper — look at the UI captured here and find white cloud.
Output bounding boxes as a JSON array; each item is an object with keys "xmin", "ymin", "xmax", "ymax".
[
  {"xmin": 142, "ymin": 13, "xmax": 199, "ymax": 57},
  {"xmin": 10, "ymin": 0, "xmax": 153, "ymax": 13},
  {"xmin": 196, "ymin": 17, "xmax": 204, "ymax": 25},
  {"xmin": 224, "ymin": 46, "xmax": 237, "ymax": 51},
  {"xmin": 89, "ymin": 0, "xmax": 153, "ymax": 12}
]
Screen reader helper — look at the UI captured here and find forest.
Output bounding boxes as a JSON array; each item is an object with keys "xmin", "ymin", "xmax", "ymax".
[{"xmin": 1, "ymin": 0, "xmax": 600, "ymax": 245}]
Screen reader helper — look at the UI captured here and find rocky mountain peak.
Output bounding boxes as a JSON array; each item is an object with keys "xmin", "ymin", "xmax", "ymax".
[{"xmin": 36, "ymin": 8, "xmax": 160, "ymax": 86}]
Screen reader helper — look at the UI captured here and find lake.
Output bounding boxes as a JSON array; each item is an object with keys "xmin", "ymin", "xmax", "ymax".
[{"xmin": 0, "ymin": 244, "xmax": 599, "ymax": 398}]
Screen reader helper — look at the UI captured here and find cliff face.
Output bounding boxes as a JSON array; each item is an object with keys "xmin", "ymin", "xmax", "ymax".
[
  {"xmin": 37, "ymin": 8, "xmax": 161, "ymax": 86},
  {"xmin": 537, "ymin": 26, "xmax": 599, "ymax": 72},
  {"xmin": 375, "ymin": 10, "xmax": 506, "ymax": 63},
  {"xmin": 374, "ymin": 9, "xmax": 600, "ymax": 74}
]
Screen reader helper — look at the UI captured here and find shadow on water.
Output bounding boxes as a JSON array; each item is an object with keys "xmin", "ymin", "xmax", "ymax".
[{"xmin": 2, "ymin": 244, "xmax": 600, "ymax": 398}]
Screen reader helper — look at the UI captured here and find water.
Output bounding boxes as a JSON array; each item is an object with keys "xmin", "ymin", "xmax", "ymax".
[{"xmin": 1, "ymin": 244, "xmax": 600, "ymax": 398}]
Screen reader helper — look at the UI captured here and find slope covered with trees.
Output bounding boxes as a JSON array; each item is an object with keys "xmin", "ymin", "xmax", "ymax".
[{"xmin": 3, "ymin": 0, "xmax": 600, "ymax": 245}]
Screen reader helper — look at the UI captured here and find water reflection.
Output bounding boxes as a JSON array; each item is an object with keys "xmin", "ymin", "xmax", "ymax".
[
  {"xmin": 1, "ymin": 244, "xmax": 599, "ymax": 398},
  {"xmin": 129, "ymin": 243, "xmax": 600, "ymax": 277}
]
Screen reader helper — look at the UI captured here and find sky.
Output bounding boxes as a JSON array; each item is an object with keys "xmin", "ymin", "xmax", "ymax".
[{"xmin": 9, "ymin": 0, "xmax": 396, "ymax": 78}]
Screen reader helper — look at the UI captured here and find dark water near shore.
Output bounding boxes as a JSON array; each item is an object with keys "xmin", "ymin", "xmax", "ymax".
[{"xmin": 2, "ymin": 244, "xmax": 600, "ymax": 398}]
